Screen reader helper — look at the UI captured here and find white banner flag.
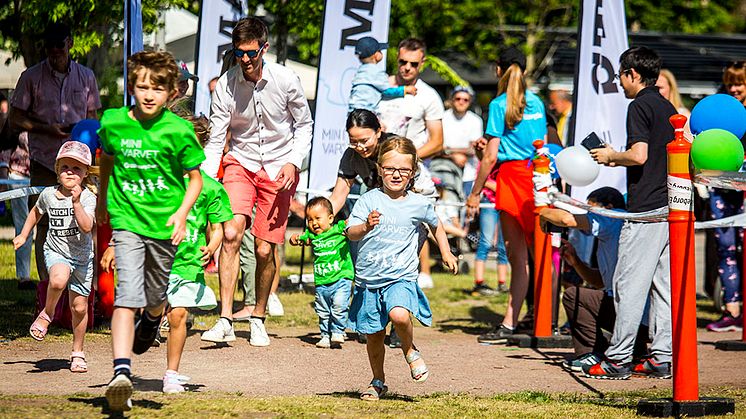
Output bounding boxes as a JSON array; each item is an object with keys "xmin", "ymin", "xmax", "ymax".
[
  {"xmin": 570, "ymin": 0, "xmax": 630, "ymax": 201},
  {"xmin": 194, "ymin": 0, "xmax": 247, "ymax": 116},
  {"xmin": 309, "ymin": 0, "xmax": 392, "ymax": 192}
]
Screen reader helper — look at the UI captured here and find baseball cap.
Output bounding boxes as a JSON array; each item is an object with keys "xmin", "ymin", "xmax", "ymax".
[
  {"xmin": 178, "ymin": 61, "xmax": 199, "ymax": 82},
  {"xmin": 56, "ymin": 141, "xmax": 92, "ymax": 167},
  {"xmin": 355, "ymin": 36, "xmax": 388, "ymax": 59},
  {"xmin": 452, "ymin": 85, "xmax": 475, "ymax": 97},
  {"xmin": 498, "ymin": 47, "xmax": 526, "ymax": 72}
]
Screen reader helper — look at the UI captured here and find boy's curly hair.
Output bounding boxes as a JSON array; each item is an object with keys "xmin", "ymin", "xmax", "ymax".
[{"xmin": 127, "ymin": 51, "xmax": 179, "ymax": 93}]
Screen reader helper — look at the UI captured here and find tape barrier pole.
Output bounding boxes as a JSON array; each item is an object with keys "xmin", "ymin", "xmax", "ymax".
[
  {"xmin": 667, "ymin": 114, "xmax": 699, "ymax": 401},
  {"xmin": 532, "ymin": 140, "xmax": 553, "ymax": 338}
]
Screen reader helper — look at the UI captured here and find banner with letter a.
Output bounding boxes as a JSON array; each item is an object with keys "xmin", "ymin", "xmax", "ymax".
[
  {"xmin": 570, "ymin": 0, "xmax": 630, "ymax": 201},
  {"xmin": 309, "ymin": 0, "xmax": 392, "ymax": 193},
  {"xmin": 194, "ymin": 0, "xmax": 248, "ymax": 116}
]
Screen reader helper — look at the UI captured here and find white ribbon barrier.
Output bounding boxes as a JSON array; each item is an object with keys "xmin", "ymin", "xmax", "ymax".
[
  {"xmin": 294, "ymin": 187, "xmax": 495, "ymax": 209},
  {"xmin": 694, "ymin": 170, "xmax": 746, "ymax": 191},
  {"xmin": 549, "ymin": 191, "xmax": 669, "ymax": 222},
  {"xmin": 0, "ymin": 186, "xmax": 45, "ymax": 201}
]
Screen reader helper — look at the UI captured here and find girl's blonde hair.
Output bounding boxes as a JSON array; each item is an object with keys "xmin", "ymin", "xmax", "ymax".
[
  {"xmin": 377, "ymin": 135, "xmax": 420, "ymax": 173},
  {"xmin": 659, "ymin": 69, "xmax": 684, "ymax": 110},
  {"xmin": 723, "ymin": 61, "xmax": 746, "ymax": 87},
  {"xmin": 497, "ymin": 63, "xmax": 527, "ymax": 131}
]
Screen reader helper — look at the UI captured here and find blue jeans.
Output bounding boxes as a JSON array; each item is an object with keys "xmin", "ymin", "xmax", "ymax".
[
  {"xmin": 709, "ymin": 188, "xmax": 743, "ymax": 304},
  {"xmin": 475, "ymin": 202, "xmax": 508, "ymax": 265},
  {"xmin": 10, "ymin": 173, "xmax": 32, "ymax": 279},
  {"xmin": 315, "ymin": 279, "xmax": 352, "ymax": 336}
]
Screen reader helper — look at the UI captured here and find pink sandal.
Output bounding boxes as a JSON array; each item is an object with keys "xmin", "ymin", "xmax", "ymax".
[
  {"xmin": 70, "ymin": 351, "xmax": 87, "ymax": 373},
  {"xmin": 29, "ymin": 311, "xmax": 52, "ymax": 341}
]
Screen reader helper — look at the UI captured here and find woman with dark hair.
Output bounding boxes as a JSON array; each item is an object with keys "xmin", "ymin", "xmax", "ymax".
[{"xmin": 465, "ymin": 47, "xmax": 548, "ymax": 344}]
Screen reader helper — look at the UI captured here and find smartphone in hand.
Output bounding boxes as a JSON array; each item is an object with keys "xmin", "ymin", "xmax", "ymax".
[{"xmin": 581, "ymin": 132, "xmax": 605, "ymax": 150}]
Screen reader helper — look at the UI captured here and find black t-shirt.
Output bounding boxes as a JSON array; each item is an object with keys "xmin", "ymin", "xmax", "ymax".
[
  {"xmin": 337, "ymin": 132, "xmax": 394, "ymax": 189},
  {"xmin": 625, "ymin": 86, "xmax": 677, "ymax": 213}
]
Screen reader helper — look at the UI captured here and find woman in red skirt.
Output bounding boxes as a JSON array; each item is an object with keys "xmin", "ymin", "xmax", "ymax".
[{"xmin": 466, "ymin": 47, "xmax": 547, "ymax": 344}]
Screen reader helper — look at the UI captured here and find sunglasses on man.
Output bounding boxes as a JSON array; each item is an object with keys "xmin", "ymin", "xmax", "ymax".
[
  {"xmin": 398, "ymin": 59, "xmax": 421, "ymax": 68},
  {"xmin": 233, "ymin": 44, "xmax": 267, "ymax": 59}
]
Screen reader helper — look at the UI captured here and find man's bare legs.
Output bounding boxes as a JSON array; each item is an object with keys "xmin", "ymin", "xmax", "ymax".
[
  {"xmin": 252, "ymin": 237, "xmax": 276, "ymax": 317},
  {"xmin": 218, "ymin": 215, "xmax": 247, "ymax": 319}
]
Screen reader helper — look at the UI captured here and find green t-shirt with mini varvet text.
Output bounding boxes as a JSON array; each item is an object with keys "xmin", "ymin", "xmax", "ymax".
[
  {"xmin": 98, "ymin": 106, "xmax": 205, "ymax": 240},
  {"xmin": 299, "ymin": 221, "xmax": 354, "ymax": 286}
]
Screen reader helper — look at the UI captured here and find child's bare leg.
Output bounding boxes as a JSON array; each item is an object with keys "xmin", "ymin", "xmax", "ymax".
[
  {"xmin": 390, "ymin": 308, "xmax": 425, "ymax": 370},
  {"xmin": 111, "ymin": 307, "xmax": 136, "ymax": 359},
  {"xmin": 31, "ymin": 264, "xmax": 71, "ymax": 338},
  {"xmin": 167, "ymin": 308, "xmax": 188, "ymax": 372},
  {"xmin": 366, "ymin": 330, "xmax": 386, "ymax": 382},
  {"xmin": 69, "ymin": 291, "xmax": 88, "ymax": 353}
]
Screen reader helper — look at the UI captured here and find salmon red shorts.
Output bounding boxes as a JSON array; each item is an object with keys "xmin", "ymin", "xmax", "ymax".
[
  {"xmin": 222, "ymin": 154, "xmax": 298, "ymax": 244},
  {"xmin": 494, "ymin": 160, "xmax": 535, "ymax": 241}
]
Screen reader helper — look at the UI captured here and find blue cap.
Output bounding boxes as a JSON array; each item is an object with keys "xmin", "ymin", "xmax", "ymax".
[{"xmin": 355, "ymin": 36, "xmax": 388, "ymax": 59}]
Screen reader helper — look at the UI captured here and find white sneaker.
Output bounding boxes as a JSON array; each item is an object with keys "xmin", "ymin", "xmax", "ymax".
[
  {"xmin": 201, "ymin": 318, "xmax": 236, "ymax": 343},
  {"xmin": 249, "ymin": 317, "xmax": 270, "ymax": 347},
  {"xmin": 417, "ymin": 272, "xmax": 434, "ymax": 289},
  {"xmin": 316, "ymin": 335, "xmax": 331, "ymax": 348},
  {"xmin": 105, "ymin": 373, "xmax": 133, "ymax": 412},
  {"xmin": 163, "ymin": 372, "xmax": 185, "ymax": 394},
  {"xmin": 268, "ymin": 292, "xmax": 285, "ymax": 316},
  {"xmin": 330, "ymin": 333, "xmax": 345, "ymax": 348}
]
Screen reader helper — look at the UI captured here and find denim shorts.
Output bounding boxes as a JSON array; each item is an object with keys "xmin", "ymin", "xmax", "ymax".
[
  {"xmin": 347, "ymin": 279, "xmax": 432, "ymax": 335},
  {"xmin": 43, "ymin": 247, "xmax": 93, "ymax": 297}
]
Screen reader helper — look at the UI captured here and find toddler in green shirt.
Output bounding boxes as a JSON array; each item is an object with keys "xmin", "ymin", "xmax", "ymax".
[{"xmin": 290, "ymin": 197, "xmax": 354, "ymax": 348}]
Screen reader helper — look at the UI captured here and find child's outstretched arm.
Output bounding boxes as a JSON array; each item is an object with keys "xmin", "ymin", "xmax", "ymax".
[
  {"xmin": 201, "ymin": 222, "xmax": 223, "ymax": 266},
  {"xmin": 167, "ymin": 168, "xmax": 203, "ymax": 245},
  {"xmin": 96, "ymin": 152, "xmax": 114, "ymax": 225},
  {"xmin": 433, "ymin": 220, "xmax": 459, "ymax": 274},
  {"xmin": 345, "ymin": 210, "xmax": 380, "ymax": 241},
  {"xmin": 13, "ymin": 206, "xmax": 42, "ymax": 250}
]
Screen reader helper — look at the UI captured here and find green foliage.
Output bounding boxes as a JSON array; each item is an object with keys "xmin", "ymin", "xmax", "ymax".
[
  {"xmin": 245, "ymin": 0, "xmax": 324, "ymax": 62},
  {"xmin": 423, "ymin": 55, "xmax": 471, "ymax": 88}
]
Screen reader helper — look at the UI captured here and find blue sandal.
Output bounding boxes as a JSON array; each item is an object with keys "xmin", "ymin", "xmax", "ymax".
[
  {"xmin": 360, "ymin": 379, "xmax": 387, "ymax": 401},
  {"xmin": 406, "ymin": 350, "xmax": 429, "ymax": 383}
]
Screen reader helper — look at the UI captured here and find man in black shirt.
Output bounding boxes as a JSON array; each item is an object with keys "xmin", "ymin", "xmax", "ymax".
[{"xmin": 587, "ymin": 46, "xmax": 676, "ymax": 380}]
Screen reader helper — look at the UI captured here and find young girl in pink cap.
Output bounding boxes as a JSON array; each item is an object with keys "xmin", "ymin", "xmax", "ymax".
[{"xmin": 14, "ymin": 140, "xmax": 96, "ymax": 373}]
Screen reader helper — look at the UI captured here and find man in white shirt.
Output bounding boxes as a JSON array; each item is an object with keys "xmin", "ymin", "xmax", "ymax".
[
  {"xmin": 378, "ymin": 38, "xmax": 444, "ymax": 292},
  {"xmin": 441, "ymin": 85, "xmax": 483, "ymax": 196},
  {"xmin": 201, "ymin": 17, "xmax": 313, "ymax": 347}
]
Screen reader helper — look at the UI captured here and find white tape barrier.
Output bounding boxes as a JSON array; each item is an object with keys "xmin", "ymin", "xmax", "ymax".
[
  {"xmin": 0, "ymin": 186, "xmax": 45, "ymax": 201},
  {"xmin": 549, "ymin": 192, "xmax": 669, "ymax": 222},
  {"xmin": 694, "ymin": 170, "xmax": 746, "ymax": 192},
  {"xmin": 0, "ymin": 178, "xmax": 30, "ymax": 186},
  {"xmin": 295, "ymin": 187, "xmax": 495, "ymax": 209}
]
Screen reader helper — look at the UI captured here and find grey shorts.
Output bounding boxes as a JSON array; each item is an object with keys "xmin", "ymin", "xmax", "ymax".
[{"xmin": 113, "ymin": 230, "xmax": 178, "ymax": 309}]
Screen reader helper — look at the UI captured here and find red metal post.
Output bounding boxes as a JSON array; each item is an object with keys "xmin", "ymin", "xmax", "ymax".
[{"xmin": 667, "ymin": 114, "xmax": 699, "ymax": 401}]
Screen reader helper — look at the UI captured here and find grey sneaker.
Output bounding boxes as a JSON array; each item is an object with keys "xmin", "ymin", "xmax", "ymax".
[
  {"xmin": 105, "ymin": 373, "xmax": 133, "ymax": 412},
  {"xmin": 563, "ymin": 352, "xmax": 601, "ymax": 372},
  {"xmin": 331, "ymin": 333, "xmax": 345, "ymax": 348},
  {"xmin": 201, "ymin": 318, "xmax": 236, "ymax": 343},
  {"xmin": 316, "ymin": 335, "xmax": 331, "ymax": 348}
]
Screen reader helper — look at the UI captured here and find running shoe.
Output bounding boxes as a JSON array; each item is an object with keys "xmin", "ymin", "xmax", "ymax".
[
  {"xmin": 133, "ymin": 313, "xmax": 162, "ymax": 355},
  {"xmin": 268, "ymin": 292, "xmax": 285, "ymax": 317},
  {"xmin": 201, "ymin": 318, "xmax": 236, "ymax": 343},
  {"xmin": 582, "ymin": 359, "xmax": 631, "ymax": 380},
  {"xmin": 249, "ymin": 317, "xmax": 270, "ymax": 347},
  {"xmin": 316, "ymin": 335, "xmax": 331, "ymax": 348},
  {"xmin": 563, "ymin": 352, "xmax": 601, "ymax": 372},
  {"xmin": 477, "ymin": 324, "xmax": 514, "ymax": 344},
  {"xmin": 471, "ymin": 283, "xmax": 499, "ymax": 297},
  {"xmin": 105, "ymin": 373, "xmax": 133, "ymax": 412},
  {"xmin": 632, "ymin": 357, "xmax": 672, "ymax": 379},
  {"xmin": 706, "ymin": 313, "xmax": 743, "ymax": 332},
  {"xmin": 163, "ymin": 372, "xmax": 186, "ymax": 393}
]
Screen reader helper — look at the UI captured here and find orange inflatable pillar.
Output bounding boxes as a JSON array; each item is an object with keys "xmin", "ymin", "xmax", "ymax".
[
  {"xmin": 96, "ymin": 221, "xmax": 115, "ymax": 319},
  {"xmin": 532, "ymin": 140, "xmax": 553, "ymax": 338},
  {"xmin": 667, "ymin": 114, "xmax": 698, "ymax": 401}
]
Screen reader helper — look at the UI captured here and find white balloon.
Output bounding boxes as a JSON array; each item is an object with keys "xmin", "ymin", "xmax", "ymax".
[{"xmin": 554, "ymin": 146, "xmax": 600, "ymax": 186}]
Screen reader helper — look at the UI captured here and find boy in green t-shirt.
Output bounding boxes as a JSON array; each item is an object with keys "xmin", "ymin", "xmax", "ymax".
[
  {"xmin": 290, "ymin": 197, "xmax": 354, "ymax": 348},
  {"xmin": 97, "ymin": 51, "xmax": 205, "ymax": 412},
  {"xmin": 101, "ymin": 114, "xmax": 232, "ymax": 394}
]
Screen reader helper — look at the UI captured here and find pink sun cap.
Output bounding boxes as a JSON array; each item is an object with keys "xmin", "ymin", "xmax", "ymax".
[{"xmin": 56, "ymin": 141, "xmax": 92, "ymax": 166}]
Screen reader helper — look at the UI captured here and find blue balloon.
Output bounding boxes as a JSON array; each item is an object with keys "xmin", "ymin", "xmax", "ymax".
[
  {"xmin": 546, "ymin": 143, "xmax": 564, "ymax": 179},
  {"xmin": 690, "ymin": 94, "xmax": 746, "ymax": 139},
  {"xmin": 70, "ymin": 119, "xmax": 101, "ymax": 155}
]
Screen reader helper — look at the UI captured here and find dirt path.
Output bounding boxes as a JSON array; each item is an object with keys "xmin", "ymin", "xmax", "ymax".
[{"xmin": 1, "ymin": 326, "xmax": 743, "ymax": 397}]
